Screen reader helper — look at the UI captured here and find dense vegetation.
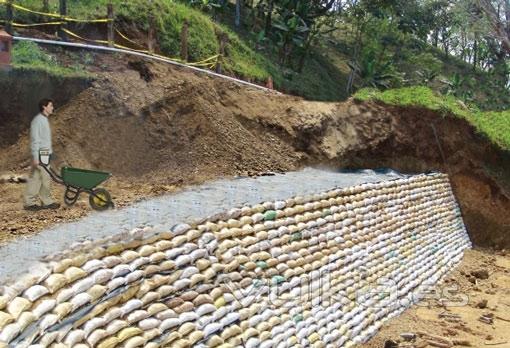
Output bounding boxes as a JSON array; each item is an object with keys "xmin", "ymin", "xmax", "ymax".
[
  {"xmin": 2, "ymin": 0, "xmax": 508, "ymax": 105},
  {"xmin": 2, "ymin": 1, "xmax": 509, "ymax": 114}
]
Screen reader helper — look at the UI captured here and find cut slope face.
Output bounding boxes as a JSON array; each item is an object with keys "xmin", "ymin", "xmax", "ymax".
[
  {"xmin": 0, "ymin": 173, "xmax": 470, "ymax": 347},
  {"xmin": 0, "ymin": 69, "xmax": 89, "ymax": 148},
  {"xmin": 335, "ymin": 105, "xmax": 510, "ymax": 249},
  {"xmin": 0, "ymin": 60, "xmax": 508, "ymax": 248}
]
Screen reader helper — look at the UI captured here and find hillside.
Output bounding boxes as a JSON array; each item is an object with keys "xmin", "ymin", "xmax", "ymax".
[
  {"xmin": 356, "ymin": 86, "xmax": 510, "ymax": 151},
  {"xmin": 1, "ymin": 0, "xmax": 351, "ymax": 100},
  {"xmin": 3, "ymin": 0, "xmax": 509, "ymax": 106}
]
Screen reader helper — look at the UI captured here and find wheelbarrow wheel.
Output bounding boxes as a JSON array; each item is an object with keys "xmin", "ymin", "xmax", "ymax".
[{"xmin": 89, "ymin": 188, "xmax": 112, "ymax": 211}]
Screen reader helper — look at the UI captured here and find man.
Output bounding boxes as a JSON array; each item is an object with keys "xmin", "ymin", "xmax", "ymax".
[{"xmin": 23, "ymin": 98, "xmax": 60, "ymax": 211}]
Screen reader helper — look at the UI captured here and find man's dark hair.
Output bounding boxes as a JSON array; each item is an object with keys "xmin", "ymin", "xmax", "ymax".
[{"xmin": 38, "ymin": 98, "xmax": 54, "ymax": 112}]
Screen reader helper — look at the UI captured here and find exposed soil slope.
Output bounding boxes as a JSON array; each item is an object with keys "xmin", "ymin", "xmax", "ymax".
[{"xmin": 0, "ymin": 58, "xmax": 508, "ymax": 249}]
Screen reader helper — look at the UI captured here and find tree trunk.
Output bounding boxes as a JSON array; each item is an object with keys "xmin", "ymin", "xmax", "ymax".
[
  {"xmin": 58, "ymin": 0, "xmax": 68, "ymax": 41},
  {"xmin": 235, "ymin": 0, "xmax": 241, "ymax": 27},
  {"xmin": 43, "ymin": 0, "xmax": 49, "ymax": 13},
  {"xmin": 460, "ymin": 30, "xmax": 466, "ymax": 61},
  {"xmin": 433, "ymin": 29, "xmax": 439, "ymax": 47},
  {"xmin": 441, "ymin": 30, "xmax": 449, "ymax": 55},
  {"xmin": 148, "ymin": 14, "xmax": 156, "ymax": 54},
  {"xmin": 264, "ymin": 0, "xmax": 273, "ymax": 36},
  {"xmin": 107, "ymin": 2, "xmax": 115, "ymax": 48},
  {"xmin": 215, "ymin": 30, "xmax": 229, "ymax": 74},
  {"xmin": 477, "ymin": 0, "xmax": 510, "ymax": 55},
  {"xmin": 473, "ymin": 39, "xmax": 478, "ymax": 70},
  {"xmin": 5, "ymin": 0, "xmax": 13, "ymax": 35},
  {"xmin": 297, "ymin": 31, "xmax": 313, "ymax": 73}
]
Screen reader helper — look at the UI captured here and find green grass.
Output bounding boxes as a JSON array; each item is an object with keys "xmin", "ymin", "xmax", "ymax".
[
  {"xmin": 0, "ymin": 0, "xmax": 351, "ymax": 100},
  {"xmin": 355, "ymin": 86, "xmax": 510, "ymax": 151},
  {"xmin": 1, "ymin": 0, "xmax": 276, "ymax": 84},
  {"xmin": 11, "ymin": 40, "xmax": 90, "ymax": 78},
  {"xmin": 280, "ymin": 50, "xmax": 350, "ymax": 101},
  {"xmin": 354, "ymin": 86, "xmax": 471, "ymax": 117},
  {"xmin": 470, "ymin": 110, "xmax": 510, "ymax": 152}
]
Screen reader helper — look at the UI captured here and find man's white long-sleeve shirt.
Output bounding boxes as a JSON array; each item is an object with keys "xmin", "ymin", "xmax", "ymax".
[{"xmin": 30, "ymin": 113, "xmax": 52, "ymax": 161}]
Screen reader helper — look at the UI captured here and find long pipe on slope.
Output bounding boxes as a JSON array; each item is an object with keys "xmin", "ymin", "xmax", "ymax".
[{"xmin": 13, "ymin": 36, "xmax": 279, "ymax": 93}]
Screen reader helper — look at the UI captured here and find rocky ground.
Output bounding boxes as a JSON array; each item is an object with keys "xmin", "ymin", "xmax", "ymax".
[{"xmin": 364, "ymin": 249, "xmax": 510, "ymax": 348}]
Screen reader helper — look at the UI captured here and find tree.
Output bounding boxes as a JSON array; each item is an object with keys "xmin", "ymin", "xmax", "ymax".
[
  {"xmin": 476, "ymin": 0, "xmax": 510, "ymax": 55},
  {"xmin": 266, "ymin": 0, "xmax": 341, "ymax": 66},
  {"xmin": 235, "ymin": 0, "xmax": 241, "ymax": 27}
]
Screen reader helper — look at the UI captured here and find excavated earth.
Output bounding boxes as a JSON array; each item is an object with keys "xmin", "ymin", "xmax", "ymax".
[
  {"xmin": 1, "ymin": 54, "xmax": 509, "ymax": 347},
  {"xmin": 1, "ymin": 58, "xmax": 508, "ymax": 249}
]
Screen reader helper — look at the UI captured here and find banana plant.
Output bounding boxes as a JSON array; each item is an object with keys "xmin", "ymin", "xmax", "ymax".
[
  {"xmin": 271, "ymin": 7, "xmax": 309, "ymax": 65},
  {"xmin": 416, "ymin": 69, "xmax": 439, "ymax": 83},
  {"xmin": 442, "ymin": 73, "xmax": 474, "ymax": 103},
  {"xmin": 347, "ymin": 49, "xmax": 402, "ymax": 90}
]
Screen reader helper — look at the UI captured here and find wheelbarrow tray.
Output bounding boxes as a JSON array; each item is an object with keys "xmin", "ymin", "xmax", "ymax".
[{"xmin": 61, "ymin": 167, "xmax": 111, "ymax": 190}]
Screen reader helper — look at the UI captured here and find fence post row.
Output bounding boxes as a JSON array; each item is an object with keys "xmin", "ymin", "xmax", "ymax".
[
  {"xmin": 5, "ymin": 0, "xmax": 13, "ymax": 35},
  {"xmin": 58, "ymin": 0, "xmax": 67, "ymax": 41},
  {"xmin": 107, "ymin": 2, "xmax": 114, "ymax": 47},
  {"xmin": 3, "ymin": 1, "xmax": 226, "ymax": 74}
]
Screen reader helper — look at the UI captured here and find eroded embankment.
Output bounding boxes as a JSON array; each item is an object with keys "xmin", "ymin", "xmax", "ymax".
[
  {"xmin": 337, "ymin": 104, "xmax": 510, "ymax": 249},
  {"xmin": 273, "ymin": 102, "xmax": 510, "ymax": 249}
]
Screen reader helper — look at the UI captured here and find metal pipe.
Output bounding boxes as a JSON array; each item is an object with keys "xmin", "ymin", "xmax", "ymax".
[{"xmin": 12, "ymin": 35, "xmax": 278, "ymax": 93}]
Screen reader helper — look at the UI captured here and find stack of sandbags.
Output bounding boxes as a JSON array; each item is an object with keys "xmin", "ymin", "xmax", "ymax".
[{"xmin": 0, "ymin": 173, "xmax": 471, "ymax": 348}]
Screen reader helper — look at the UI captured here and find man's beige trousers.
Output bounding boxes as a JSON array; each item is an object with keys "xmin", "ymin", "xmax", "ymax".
[{"xmin": 24, "ymin": 166, "xmax": 55, "ymax": 206}]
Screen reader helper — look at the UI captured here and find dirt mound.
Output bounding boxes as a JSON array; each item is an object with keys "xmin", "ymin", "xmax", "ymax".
[
  {"xmin": 0, "ymin": 63, "xmax": 304, "ymax": 183},
  {"xmin": 0, "ymin": 69, "xmax": 89, "ymax": 148},
  {"xmin": 0, "ymin": 58, "xmax": 509, "ymax": 249}
]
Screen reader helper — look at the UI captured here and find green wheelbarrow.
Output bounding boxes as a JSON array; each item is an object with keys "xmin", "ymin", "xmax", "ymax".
[{"xmin": 41, "ymin": 162, "xmax": 114, "ymax": 211}]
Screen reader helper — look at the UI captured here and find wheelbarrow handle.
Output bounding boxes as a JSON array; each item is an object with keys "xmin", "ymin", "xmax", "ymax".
[{"xmin": 40, "ymin": 162, "xmax": 65, "ymax": 185}]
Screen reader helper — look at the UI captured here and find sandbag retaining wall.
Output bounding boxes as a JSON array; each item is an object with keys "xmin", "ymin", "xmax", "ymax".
[{"xmin": 0, "ymin": 172, "xmax": 471, "ymax": 347}]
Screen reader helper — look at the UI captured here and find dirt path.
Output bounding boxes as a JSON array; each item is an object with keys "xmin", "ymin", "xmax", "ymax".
[
  {"xmin": 0, "ymin": 176, "xmax": 167, "ymax": 244},
  {"xmin": 363, "ymin": 249, "xmax": 510, "ymax": 348}
]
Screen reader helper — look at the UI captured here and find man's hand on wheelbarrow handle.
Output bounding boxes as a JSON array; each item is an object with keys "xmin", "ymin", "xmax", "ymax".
[{"xmin": 31, "ymin": 158, "xmax": 39, "ymax": 169}]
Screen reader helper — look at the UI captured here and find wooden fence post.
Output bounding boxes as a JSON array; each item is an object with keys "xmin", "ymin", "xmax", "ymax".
[
  {"xmin": 5, "ymin": 0, "xmax": 13, "ymax": 35},
  {"xmin": 148, "ymin": 14, "xmax": 155, "ymax": 54},
  {"xmin": 180, "ymin": 19, "xmax": 189, "ymax": 61},
  {"xmin": 107, "ymin": 2, "xmax": 114, "ymax": 47},
  {"xmin": 215, "ymin": 30, "xmax": 228, "ymax": 74},
  {"xmin": 42, "ymin": 0, "xmax": 49, "ymax": 13},
  {"xmin": 58, "ymin": 0, "xmax": 67, "ymax": 41}
]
